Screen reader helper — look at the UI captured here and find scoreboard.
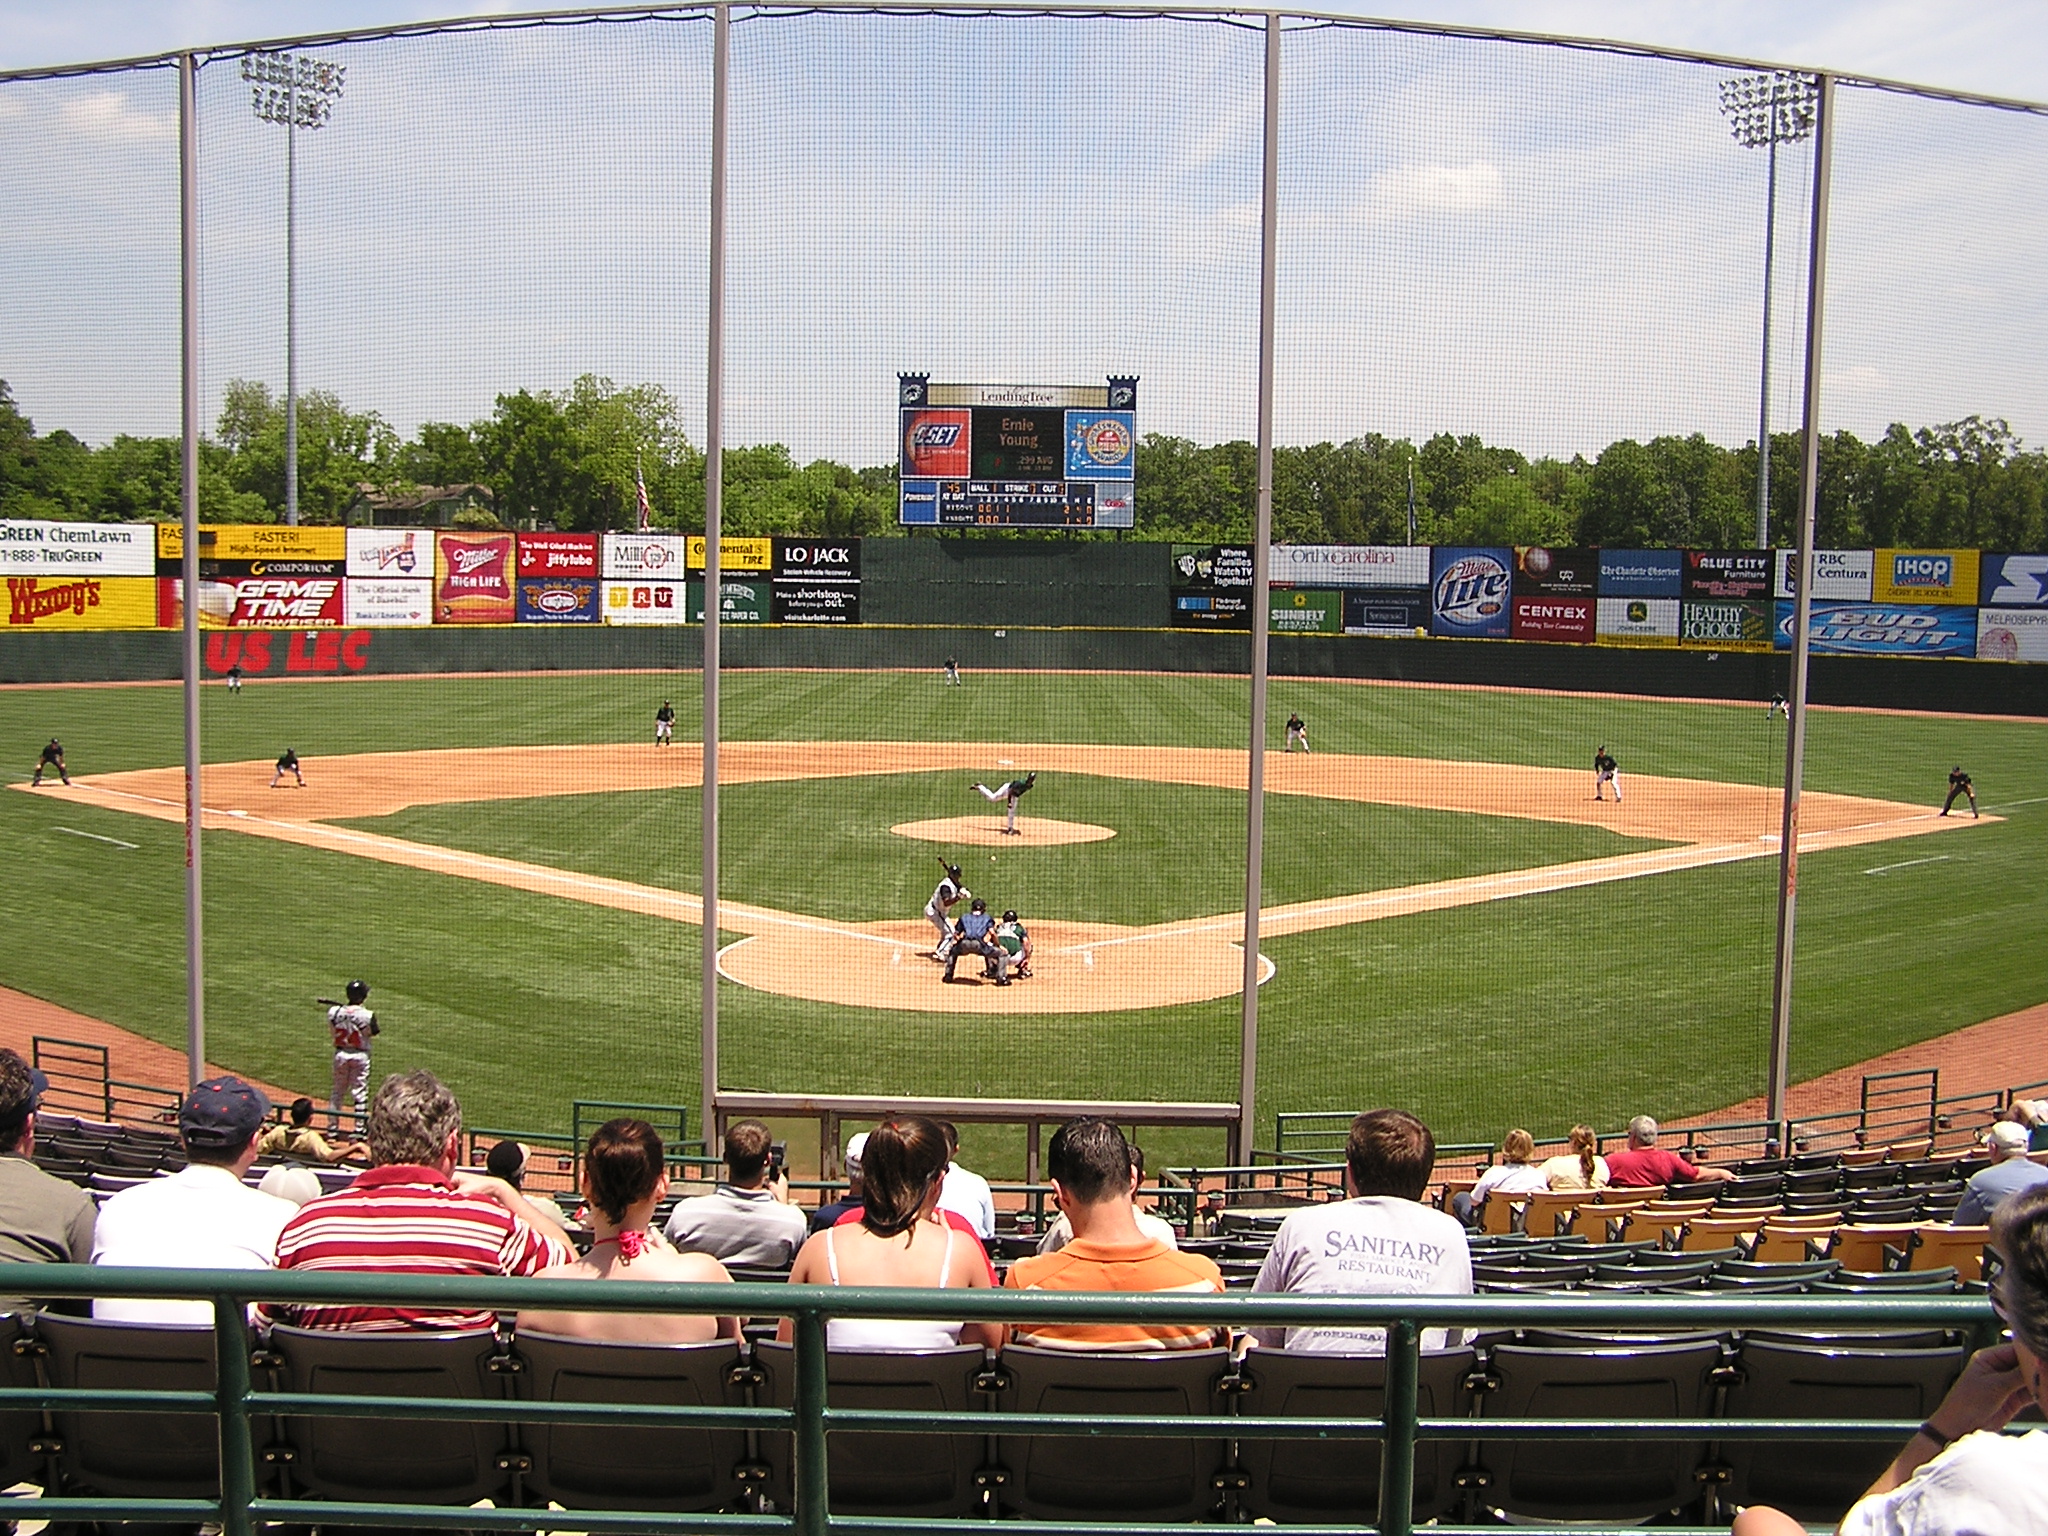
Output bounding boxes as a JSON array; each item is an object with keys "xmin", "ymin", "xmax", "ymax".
[{"xmin": 898, "ymin": 374, "xmax": 1136, "ymax": 528}]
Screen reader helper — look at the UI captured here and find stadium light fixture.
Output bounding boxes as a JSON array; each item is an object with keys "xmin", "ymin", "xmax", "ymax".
[
  {"xmin": 1720, "ymin": 70, "xmax": 1818, "ymax": 551},
  {"xmin": 243, "ymin": 51, "xmax": 347, "ymax": 527}
]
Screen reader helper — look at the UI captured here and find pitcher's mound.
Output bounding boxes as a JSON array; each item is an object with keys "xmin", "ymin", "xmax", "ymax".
[{"xmin": 892, "ymin": 816, "xmax": 1116, "ymax": 848}]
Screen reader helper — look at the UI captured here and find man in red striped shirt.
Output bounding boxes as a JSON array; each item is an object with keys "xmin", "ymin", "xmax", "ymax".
[{"xmin": 264, "ymin": 1070, "xmax": 573, "ymax": 1333}]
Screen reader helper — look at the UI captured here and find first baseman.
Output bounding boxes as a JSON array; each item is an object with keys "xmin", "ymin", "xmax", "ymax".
[
  {"xmin": 30, "ymin": 738, "xmax": 69, "ymax": 787},
  {"xmin": 970, "ymin": 771, "xmax": 1037, "ymax": 835},
  {"xmin": 271, "ymin": 747, "xmax": 305, "ymax": 788},
  {"xmin": 1941, "ymin": 766, "xmax": 1979, "ymax": 818},
  {"xmin": 655, "ymin": 699, "xmax": 676, "ymax": 746},
  {"xmin": 317, "ymin": 979, "xmax": 380, "ymax": 1124},
  {"xmin": 1593, "ymin": 745, "xmax": 1621, "ymax": 802},
  {"xmin": 1285, "ymin": 712, "xmax": 1310, "ymax": 752},
  {"xmin": 925, "ymin": 859, "xmax": 970, "ymax": 960}
]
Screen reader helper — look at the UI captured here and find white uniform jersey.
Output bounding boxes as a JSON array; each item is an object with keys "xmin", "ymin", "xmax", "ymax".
[{"xmin": 328, "ymin": 1004, "xmax": 378, "ymax": 1054}]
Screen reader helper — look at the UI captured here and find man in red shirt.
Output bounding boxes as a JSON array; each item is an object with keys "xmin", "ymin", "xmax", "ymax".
[
  {"xmin": 265, "ymin": 1070, "xmax": 573, "ymax": 1332},
  {"xmin": 1605, "ymin": 1115, "xmax": 1734, "ymax": 1189}
]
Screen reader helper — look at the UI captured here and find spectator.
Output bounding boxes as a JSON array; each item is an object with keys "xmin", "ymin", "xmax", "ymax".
[
  {"xmin": 265, "ymin": 1070, "xmax": 572, "ymax": 1333},
  {"xmin": 1604, "ymin": 1115, "xmax": 1734, "ymax": 1188},
  {"xmin": 1036, "ymin": 1141, "xmax": 1178, "ymax": 1254},
  {"xmin": 257, "ymin": 1096, "xmax": 369, "ymax": 1165},
  {"xmin": 664, "ymin": 1119, "xmax": 808, "ymax": 1268},
  {"xmin": 483, "ymin": 1139, "xmax": 571, "ymax": 1231},
  {"xmin": 518, "ymin": 1119, "xmax": 739, "ymax": 1345},
  {"xmin": 2013, "ymin": 1098, "xmax": 2048, "ymax": 1154},
  {"xmin": 1005, "ymin": 1118, "xmax": 1222, "ymax": 1352},
  {"xmin": 1250, "ymin": 1108, "xmax": 1473, "ymax": 1354},
  {"xmin": 1955, "ymin": 1120, "xmax": 2048, "ymax": 1226},
  {"xmin": 0, "ymin": 1049, "xmax": 95, "ymax": 1313},
  {"xmin": 935, "ymin": 1120, "xmax": 996, "ymax": 1238},
  {"xmin": 1452, "ymin": 1128, "xmax": 1549, "ymax": 1224},
  {"xmin": 1535, "ymin": 1124, "xmax": 1610, "ymax": 1192},
  {"xmin": 259, "ymin": 1165, "xmax": 323, "ymax": 1206},
  {"xmin": 1732, "ymin": 1183, "xmax": 2048, "ymax": 1536},
  {"xmin": 92, "ymin": 1076, "xmax": 294, "ymax": 1325},
  {"xmin": 781, "ymin": 1116, "xmax": 1001, "ymax": 1350},
  {"xmin": 811, "ymin": 1131, "xmax": 867, "ymax": 1232}
]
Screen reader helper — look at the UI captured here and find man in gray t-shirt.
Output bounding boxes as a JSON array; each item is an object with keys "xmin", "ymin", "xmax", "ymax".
[
  {"xmin": 664, "ymin": 1119, "xmax": 808, "ymax": 1269},
  {"xmin": 1251, "ymin": 1108, "xmax": 1472, "ymax": 1354},
  {"xmin": 0, "ymin": 1050, "xmax": 96, "ymax": 1312}
]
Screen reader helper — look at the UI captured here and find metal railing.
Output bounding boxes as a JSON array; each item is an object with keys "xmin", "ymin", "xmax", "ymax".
[{"xmin": 0, "ymin": 1262, "xmax": 1999, "ymax": 1536}]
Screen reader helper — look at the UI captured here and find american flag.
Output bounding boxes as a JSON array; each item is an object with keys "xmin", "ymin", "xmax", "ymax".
[{"xmin": 635, "ymin": 463, "xmax": 652, "ymax": 532}]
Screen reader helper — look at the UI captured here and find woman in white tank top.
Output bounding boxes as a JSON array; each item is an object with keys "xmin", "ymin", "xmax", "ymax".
[{"xmin": 780, "ymin": 1116, "xmax": 1003, "ymax": 1352}]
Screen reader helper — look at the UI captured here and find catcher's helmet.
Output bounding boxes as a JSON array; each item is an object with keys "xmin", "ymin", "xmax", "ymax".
[
  {"xmin": 970, "ymin": 897, "xmax": 987, "ymax": 913},
  {"xmin": 1002, "ymin": 909, "xmax": 1018, "ymax": 923},
  {"xmin": 344, "ymin": 979, "xmax": 369, "ymax": 1004}
]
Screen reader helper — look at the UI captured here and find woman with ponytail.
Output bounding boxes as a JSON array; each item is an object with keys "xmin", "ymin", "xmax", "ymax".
[{"xmin": 1537, "ymin": 1125, "xmax": 1611, "ymax": 1192}]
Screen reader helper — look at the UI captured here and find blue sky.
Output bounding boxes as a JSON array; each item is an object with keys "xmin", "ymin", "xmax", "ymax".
[{"xmin": 1, "ymin": 3, "xmax": 2043, "ymax": 466}]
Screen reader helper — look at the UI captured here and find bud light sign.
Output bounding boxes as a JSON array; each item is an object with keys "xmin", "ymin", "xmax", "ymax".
[
  {"xmin": 1775, "ymin": 600, "xmax": 1977, "ymax": 657},
  {"xmin": 1430, "ymin": 547, "xmax": 1513, "ymax": 637}
]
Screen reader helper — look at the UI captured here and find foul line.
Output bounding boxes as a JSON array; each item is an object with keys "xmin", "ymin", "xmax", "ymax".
[
  {"xmin": 52, "ymin": 826, "xmax": 138, "ymax": 850},
  {"xmin": 1863, "ymin": 855, "xmax": 1952, "ymax": 876}
]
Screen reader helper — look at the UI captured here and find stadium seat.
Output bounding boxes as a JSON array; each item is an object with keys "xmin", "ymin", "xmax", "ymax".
[
  {"xmin": 756, "ymin": 1342, "xmax": 993, "ymax": 1518},
  {"xmin": 1710, "ymin": 1174, "xmax": 1784, "ymax": 1202},
  {"xmin": 516, "ymin": 1332, "xmax": 748, "ymax": 1513},
  {"xmin": 1841, "ymin": 1165, "xmax": 1905, "ymax": 1192},
  {"xmin": 1837, "ymin": 1147, "xmax": 1887, "ymax": 1168},
  {"xmin": 1236, "ymin": 1346, "xmax": 1475, "ymax": 1525},
  {"xmin": 1719, "ymin": 1337, "xmax": 1965, "ymax": 1522},
  {"xmin": 1678, "ymin": 1216, "xmax": 1771, "ymax": 1253},
  {"xmin": 1782, "ymin": 1168, "xmax": 1843, "ymax": 1195},
  {"xmin": 1467, "ymin": 1337, "xmax": 1724, "ymax": 1523},
  {"xmin": 1809, "ymin": 1224, "xmax": 1921, "ymax": 1271},
  {"xmin": 0, "ymin": 1313, "xmax": 42, "ymax": 1490},
  {"xmin": 1809, "ymin": 1267, "xmax": 1958, "ymax": 1294},
  {"xmin": 993, "ymin": 1345, "xmax": 1234, "ymax": 1522},
  {"xmin": 36, "ymin": 1313, "xmax": 235, "ymax": 1499},
  {"xmin": 268, "ymin": 1324, "xmax": 520, "ymax": 1507},
  {"xmin": 1478, "ymin": 1193, "xmax": 1521, "ymax": 1235},
  {"xmin": 1520, "ymin": 1190, "xmax": 1591, "ymax": 1238},
  {"xmin": 1883, "ymin": 1138, "xmax": 1934, "ymax": 1162}
]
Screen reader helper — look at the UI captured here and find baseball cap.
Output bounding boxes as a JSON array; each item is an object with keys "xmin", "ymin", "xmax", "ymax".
[
  {"xmin": 845, "ymin": 1131, "xmax": 869, "ymax": 1174},
  {"xmin": 1986, "ymin": 1121, "xmax": 2029, "ymax": 1154},
  {"xmin": 181, "ymin": 1076, "xmax": 270, "ymax": 1152},
  {"xmin": 0, "ymin": 1051, "xmax": 48, "ymax": 1124}
]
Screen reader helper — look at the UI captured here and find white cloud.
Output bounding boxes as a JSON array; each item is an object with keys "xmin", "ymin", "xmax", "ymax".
[
  {"xmin": 57, "ymin": 88, "xmax": 172, "ymax": 142},
  {"xmin": 1365, "ymin": 158, "xmax": 1503, "ymax": 217}
]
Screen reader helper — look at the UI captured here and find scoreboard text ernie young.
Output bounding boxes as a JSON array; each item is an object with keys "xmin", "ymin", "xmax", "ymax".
[{"xmin": 897, "ymin": 374, "xmax": 1137, "ymax": 528}]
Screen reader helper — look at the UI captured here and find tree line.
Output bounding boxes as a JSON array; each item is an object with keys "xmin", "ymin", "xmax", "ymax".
[{"xmin": 4, "ymin": 376, "xmax": 2043, "ymax": 553}]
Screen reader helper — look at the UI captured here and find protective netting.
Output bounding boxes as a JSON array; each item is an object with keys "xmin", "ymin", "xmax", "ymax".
[{"xmin": 1, "ymin": 11, "xmax": 2043, "ymax": 1176}]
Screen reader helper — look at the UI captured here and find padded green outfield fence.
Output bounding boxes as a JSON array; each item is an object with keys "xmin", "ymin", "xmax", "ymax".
[{"xmin": 0, "ymin": 1263, "xmax": 2001, "ymax": 1536}]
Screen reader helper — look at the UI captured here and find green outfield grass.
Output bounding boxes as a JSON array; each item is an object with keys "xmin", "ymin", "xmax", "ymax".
[{"xmin": 1, "ymin": 667, "xmax": 2043, "ymax": 1170}]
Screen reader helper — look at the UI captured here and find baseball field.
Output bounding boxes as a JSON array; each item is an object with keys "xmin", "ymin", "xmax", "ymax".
[{"xmin": 1, "ymin": 665, "xmax": 2042, "ymax": 1171}]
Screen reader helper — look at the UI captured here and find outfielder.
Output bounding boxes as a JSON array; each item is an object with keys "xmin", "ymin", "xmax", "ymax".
[
  {"xmin": 970, "ymin": 770, "xmax": 1037, "ymax": 835},
  {"xmin": 924, "ymin": 859, "xmax": 970, "ymax": 960},
  {"xmin": 655, "ymin": 699, "xmax": 676, "ymax": 746},
  {"xmin": 1593, "ymin": 745, "xmax": 1621, "ymax": 803},
  {"xmin": 944, "ymin": 898, "xmax": 1009, "ymax": 985},
  {"xmin": 1941, "ymin": 765, "xmax": 1979, "ymax": 818},
  {"xmin": 30, "ymin": 738, "xmax": 69, "ymax": 787},
  {"xmin": 271, "ymin": 747, "xmax": 305, "ymax": 788},
  {"xmin": 1766, "ymin": 692, "xmax": 1788, "ymax": 720},
  {"xmin": 943, "ymin": 655, "xmax": 961, "ymax": 687},
  {"xmin": 1285, "ymin": 712, "xmax": 1310, "ymax": 752},
  {"xmin": 317, "ymin": 980, "xmax": 380, "ymax": 1124}
]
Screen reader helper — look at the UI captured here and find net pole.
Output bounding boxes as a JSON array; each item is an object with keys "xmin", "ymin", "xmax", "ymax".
[
  {"xmin": 180, "ymin": 51, "xmax": 206, "ymax": 1090},
  {"xmin": 284, "ymin": 66, "xmax": 299, "ymax": 526},
  {"xmin": 701, "ymin": 2, "xmax": 730, "ymax": 1143},
  {"xmin": 1766, "ymin": 73, "xmax": 1834, "ymax": 1136},
  {"xmin": 1753, "ymin": 93, "xmax": 1778, "ymax": 550},
  {"xmin": 1236, "ymin": 9, "xmax": 1280, "ymax": 1167}
]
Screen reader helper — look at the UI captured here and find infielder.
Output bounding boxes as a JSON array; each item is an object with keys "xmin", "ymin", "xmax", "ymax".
[
  {"xmin": 970, "ymin": 770, "xmax": 1037, "ymax": 835},
  {"xmin": 271, "ymin": 747, "xmax": 305, "ymax": 788},
  {"xmin": 994, "ymin": 908, "xmax": 1033, "ymax": 979},
  {"xmin": 30, "ymin": 738, "xmax": 69, "ymax": 787},
  {"xmin": 1285, "ymin": 712, "xmax": 1310, "ymax": 752},
  {"xmin": 1593, "ymin": 745, "xmax": 1621, "ymax": 802},
  {"xmin": 317, "ymin": 979, "xmax": 380, "ymax": 1124},
  {"xmin": 1941, "ymin": 765, "xmax": 1979, "ymax": 818},
  {"xmin": 924, "ymin": 859, "xmax": 970, "ymax": 960},
  {"xmin": 655, "ymin": 699, "xmax": 676, "ymax": 746},
  {"xmin": 944, "ymin": 898, "xmax": 1009, "ymax": 985}
]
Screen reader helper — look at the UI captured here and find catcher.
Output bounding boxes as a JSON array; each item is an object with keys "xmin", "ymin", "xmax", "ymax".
[{"xmin": 994, "ymin": 908, "xmax": 1033, "ymax": 979}]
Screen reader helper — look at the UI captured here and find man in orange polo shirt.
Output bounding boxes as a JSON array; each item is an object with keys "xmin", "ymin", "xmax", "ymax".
[{"xmin": 1004, "ymin": 1118, "xmax": 1221, "ymax": 1351}]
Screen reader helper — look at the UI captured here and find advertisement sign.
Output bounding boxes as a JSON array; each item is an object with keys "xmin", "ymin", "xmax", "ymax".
[
  {"xmin": 344, "ymin": 579, "xmax": 433, "ymax": 626},
  {"xmin": 0, "ymin": 519, "xmax": 154, "ymax": 577},
  {"xmin": 1169, "ymin": 544, "xmax": 1253, "ymax": 628},
  {"xmin": 899, "ymin": 408, "xmax": 973, "ymax": 478},
  {"xmin": 1270, "ymin": 590, "xmax": 1342, "ymax": 633},
  {"xmin": 1978, "ymin": 608, "xmax": 2048, "ymax": 662},
  {"xmin": 1092, "ymin": 485, "xmax": 1135, "ymax": 527},
  {"xmin": 1513, "ymin": 547, "xmax": 1598, "ymax": 597},
  {"xmin": 603, "ymin": 580, "xmax": 687, "ymax": 624},
  {"xmin": 686, "ymin": 536, "xmax": 773, "ymax": 573},
  {"xmin": 516, "ymin": 531, "xmax": 598, "ymax": 578},
  {"xmin": 1271, "ymin": 545, "xmax": 1431, "ymax": 589},
  {"xmin": 5, "ymin": 575, "xmax": 157, "ymax": 630},
  {"xmin": 158, "ymin": 570, "xmax": 345, "ymax": 628},
  {"xmin": 346, "ymin": 527, "xmax": 430, "ymax": 579},
  {"xmin": 1430, "ymin": 547, "xmax": 1513, "ymax": 638},
  {"xmin": 202, "ymin": 630, "xmax": 374, "ymax": 676},
  {"xmin": 603, "ymin": 532, "xmax": 688, "ymax": 580},
  {"xmin": 1063, "ymin": 411, "xmax": 1136, "ymax": 480},
  {"xmin": 1681, "ymin": 599, "xmax": 1773, "ymax": 651},
  {"xmin": 898, "ymin": 481, "xmax": 940, "ymax": 524},
  {"xmin": 515, "ymin": 578, "xmax": 601, "ymax": 623},
  {"xmin": 157, "ymin": 524, "xmax": 347, "ymax": 563},
  {"xmin": 1776, "ymin": 600, "xmax": 1977, "ymax": 657},
  {"xmin": 771, "ymin": 537, "xmax": 860, "ymax": 623},
  {"xmin": 434, "ymin": 532, "xmax": 515, "ymax": 624},
  {"xmin": 1512, "ymin": 596, "xmax": 1595, "ymax": 643},
  {"xmin": 1683, "ymin": 549, "xmax": 1773, "ymax": 600},
  {"xmin": 1343, "ymin": 588, "xmax": 1432, "ymax": 635},
  {"xmin": 711, "ymin": 580, "xmax": 769, "ymax": 623},
  {"xmin": 1599, "ymin": 549, "xmax": 1683, "ymax": 597},
  {"xmin": 1979, "ymin": 552, "xmax": 2048, "ymax": 606},
  {"xmin": 1596, "ymin": 596, "xmax": 1680, "ymax": 646},
  {"xmin": 1774, "ymin": 548, "xmax": 1873, "ymax": 600},
  {"xmin": 1871, "ymin": 549, "xmax": 1980, "ymax": 606}
]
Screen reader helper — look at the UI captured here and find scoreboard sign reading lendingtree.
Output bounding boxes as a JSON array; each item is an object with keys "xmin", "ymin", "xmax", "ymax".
[{"xmin": 897, "ymin": 374, "xmax": 1137, "ymax": 528}]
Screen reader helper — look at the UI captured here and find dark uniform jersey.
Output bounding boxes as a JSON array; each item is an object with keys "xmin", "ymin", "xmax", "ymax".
[
  {"xmin": 1949, "ymin": 769, "xmax": 1972, "ymax": 792},
  {"xmin": 1594, "ymin": 751, "xmax": 1617, "ymax": 775},
  {"xmin": 277, "ymin": 749, "xmax": 299, "ymax": 771},
  {"xmin": 39, "ymin": 741, "xmax": 62, "ymax": 766}
]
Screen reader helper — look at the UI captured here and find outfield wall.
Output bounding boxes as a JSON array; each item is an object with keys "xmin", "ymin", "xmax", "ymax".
[{"xmin": 9, "ymin": 623, "xmax": 2048, "ymax": 716}]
